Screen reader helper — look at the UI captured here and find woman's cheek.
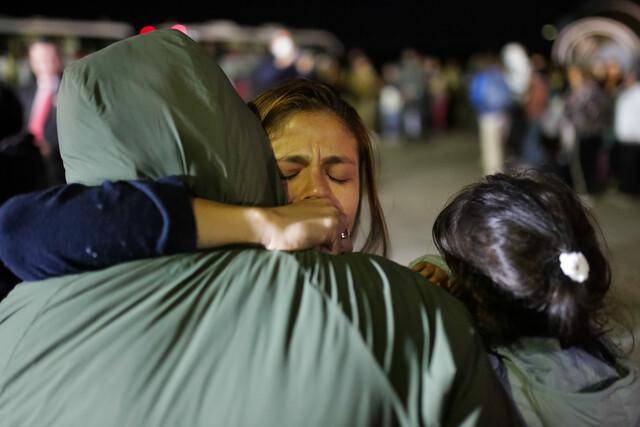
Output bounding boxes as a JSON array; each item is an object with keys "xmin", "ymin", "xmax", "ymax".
[
  {"xmin": 332, "ymin": 182, "xmax": 360, "ymax": 229},
  {"xmin": 283, "ymin": 178, "xmax": 304, "ymax": 202},
  {"xmin": 281, "ymin": 180, "xmax": 292, "ymax": 203}
]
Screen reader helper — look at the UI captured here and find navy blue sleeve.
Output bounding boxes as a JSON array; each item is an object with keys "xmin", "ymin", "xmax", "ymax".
[{"xmin": 0, "ymin": 177, "xmax": 196, "ymax": 281}]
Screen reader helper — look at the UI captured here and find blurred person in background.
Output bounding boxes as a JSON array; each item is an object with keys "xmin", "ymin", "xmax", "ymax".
[
  {"xmin": 0, "ymin": 83, "xmax": 22, "ymax": 142},
  {"xmin": 344, "ymin": 50, "xmax": 379, "ymax": 132},
  {"xmin": 425, "ymin": 57, "xmax": 449, "ymax": 133},
  {"xmin": 538, "ymin": 64, "xmax": 574, "ymax": 184},
  {"xmin": 613, "ymin": 64, "xmax": 640, "ymax": 196},
  {"xmin": 0, "ymin": 40, "xmax": 70, "ymax": 295},
  {"xmin": 18, "ymin": 40, "xmax": 65, "ymax": 186},
  {"xmin": 218, "ymin": 45, "xmax": 261, "ymax": 101},
  {"xmin": 0, "ymin": 82, "xmax": 24, "ymax": 298},
  {"xmin": 469, "ymin": 54, "xmax": 512, "ymax": 175},
  {"xmin": 519, "ymin": 53, "xmax": 550, "ymax": 170},
  {"xmin": 442, "ymin": 59, "xmax": 464, "ymax": 130},
  {"xmin": 602, "ymin": 59, "xmax": 624, "ymax": 186},
  {"xmin": 0, "ymin": 66, "xmax": 50, "ymax": 204},
  {"xmin": 251, "ymin": 28, "xmax": 308, "ymax": 96},
  {"xmin": 501, "ymin": 43, "xmax": 542, "ymax": 171},
  {"xmin": 589, "ymin": 55, "xmax": 623, "ymax": 190},
  {"xmin": 606, "ymin": 61, "xmax": 624, "ymax": 94},
  {"xmin": 294, "ymin": 50, "xmax": 316, "ymax": 78},
  {"xmin": 312, "ymin": 53, "xmax": 342, "ymax": 88},
  {"xmin": 501, "ymin": 43, "xmax": 532, "ymax": 100},
  {"xmin": 564, "ymin": 65, "xmax": 609, "ymax": 195},
  {"xmin": 0, "ymin": 82, "xmax": 31, "ymax": 205},
  {"xmin": 398, "ymin": 49, "xmax": 425, "ymax": 140},
  {"xmin": 591, "ymin": 59, "xmax": 608, "ymax": 89},
  {"xmin": 378, "ymin": 64, "xmax": 403, "ymax": 142}
]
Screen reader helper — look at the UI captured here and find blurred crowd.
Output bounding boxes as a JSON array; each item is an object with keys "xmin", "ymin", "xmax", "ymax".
[
  {"xmin": 216, "ymin": 34, "xmax": 470, "ymax": 139},
  {"xmin": 2, "ymin": 28, "xmax": 640, "ymax": 208},
  {"xmin": 467, "ymin": 42, "xmax": 640, "ymax": 199},
  {"xmin": 217, "ymin": 33, "xmax": 640, "ymax": 199},
  {"xmin": 1, "ymin": 39, "xmax": 65, "ymax": 205}
]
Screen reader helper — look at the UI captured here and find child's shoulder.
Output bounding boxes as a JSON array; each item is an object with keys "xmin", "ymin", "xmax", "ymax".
[{"xmin": 494, "ymin": 338, "xmax": 640, "ymax": 426}]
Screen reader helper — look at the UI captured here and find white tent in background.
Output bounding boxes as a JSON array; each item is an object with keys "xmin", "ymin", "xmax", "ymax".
[
  {"xmin": 0, "ymin": 16, "xmax": 134, "ymax": 86},
  {"xmin": 553, "ymin": 17, "xmax": 640, "ymax": 71},
  {"xmin": 155, "ymin": 20, "xmax": 344, "ymax": 55},
  {"xmin": 184, "ymin": 20, "xmax": 253, "ymax": 44},
  {"xmin": 0, "ymin": 15, "xmax": 134, "ymax": 39},
  {"xmin": 254, "ymin": 23, "xmax": 344, "ymax": 55},
  {"xmin": 289, "ymin": 28, "xmax": 343, "ymax": 56},
  {"xmin": 552, "ymin": 0, "xmax": 640, "ymax": 71}
]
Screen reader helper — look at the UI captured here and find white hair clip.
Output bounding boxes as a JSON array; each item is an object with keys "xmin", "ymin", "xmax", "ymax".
[{"xmin": 559, "ymin": 252, "xmax": 590, "ymax": 283}]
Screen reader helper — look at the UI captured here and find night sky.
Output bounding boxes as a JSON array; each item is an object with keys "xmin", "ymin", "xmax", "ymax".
[{"xmin": 1, "ymin": 1, "xmax": 598, "ymax": 62}]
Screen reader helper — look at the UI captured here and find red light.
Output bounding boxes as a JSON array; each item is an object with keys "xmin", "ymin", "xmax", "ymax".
[
  {"xmin": 140, "ymin": 26, "xmax": 157, "ymax": 35},
  {"xmin": 171, "ymin": 24, "xmax": 188, "ymax": 35}
]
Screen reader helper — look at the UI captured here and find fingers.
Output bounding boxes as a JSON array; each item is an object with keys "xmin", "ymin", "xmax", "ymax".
[
  {"xmin": 430, "ymin": 267, "xmax": 449, "ymax": 285},
  {"xmin": 311, "ymin": 196, "xmax": 351, "ymax": 254},
  {"xmin": 412, "ymin": 262, "xmax": 435, "ymax": 277},
  {"xmin": 413, "ymin": 262, "xmax": 450, "ymax": 287},
  {"xmin": 273, "ymin": 196, "xmax": 352, "ymax": 254},
  {"xmin": 411, "ymin": 263, "xmax": 425, "ymax": 273},
  {"xmin": 327, "ymin": 211, "xmax": 352, "ymax": 254}
]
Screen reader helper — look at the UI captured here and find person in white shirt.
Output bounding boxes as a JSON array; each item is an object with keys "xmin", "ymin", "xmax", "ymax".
[{"xmin": 614, "ymin": 66, "xmax": 640, "ymax": 195}]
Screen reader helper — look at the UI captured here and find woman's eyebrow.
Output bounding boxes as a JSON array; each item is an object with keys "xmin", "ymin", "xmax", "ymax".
[
  {"xmin": 322, "ymin": 156, "xmax": 356, "ymax": 166},
  {"xmin": 277, "ymin": 155, "xmax": 310, "ymax": 166},
  {"xmin": 277, "ymin": 155, "xmax": 356, "ymax": 166}
]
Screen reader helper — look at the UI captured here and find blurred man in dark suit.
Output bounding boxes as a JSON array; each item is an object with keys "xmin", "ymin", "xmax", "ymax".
[{"xmin": 18, "ymin": 40, "xmax": 65, "ymax": 186}]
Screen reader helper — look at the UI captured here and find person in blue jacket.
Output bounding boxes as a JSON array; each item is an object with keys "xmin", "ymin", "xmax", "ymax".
[{"xmin": 469, "ymin": 56, "xmax": 513, "ymax": 175}]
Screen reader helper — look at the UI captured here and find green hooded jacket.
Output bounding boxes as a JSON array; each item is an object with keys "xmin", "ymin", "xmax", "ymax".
[{"xmin": 0, "ymin": 30, "xmax": 520, "ymax": 427}]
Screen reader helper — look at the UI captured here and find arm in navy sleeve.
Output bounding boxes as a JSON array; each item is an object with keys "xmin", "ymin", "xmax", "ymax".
[{"xmin": 0, "ymin": 176, "xmax": 196, "ymax": 281}]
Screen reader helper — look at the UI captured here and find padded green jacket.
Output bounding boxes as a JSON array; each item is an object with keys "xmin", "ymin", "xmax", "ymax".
[{"xmin": 0, "ymin": 30, "xmax": 520, "ymax": 427}]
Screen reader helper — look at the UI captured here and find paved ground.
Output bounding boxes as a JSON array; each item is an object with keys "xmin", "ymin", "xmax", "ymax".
[{"xmin": 372, "ymin": 131, "xmax": 640, "ymax": 363}]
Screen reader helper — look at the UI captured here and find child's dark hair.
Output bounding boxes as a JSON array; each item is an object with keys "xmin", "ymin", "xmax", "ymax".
[{"xmin": 433, "ymin": 172, "xmax": 615, "ymax": 362}]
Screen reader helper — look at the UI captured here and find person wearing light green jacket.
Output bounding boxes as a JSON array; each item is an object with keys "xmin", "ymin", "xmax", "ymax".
[{"xmin": 0, "ymin": 30, "xmax": 520, "ymax": 426}]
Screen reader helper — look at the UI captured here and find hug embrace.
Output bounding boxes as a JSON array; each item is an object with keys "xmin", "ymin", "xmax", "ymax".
[{"xmin": 0, "ymin": 29, "xmax": 638, "ymax": 426}]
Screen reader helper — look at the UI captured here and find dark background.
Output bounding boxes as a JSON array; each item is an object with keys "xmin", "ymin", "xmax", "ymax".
[{"xmin": 1, "ymin": 1, "xmax": 595, "ymax": 62}]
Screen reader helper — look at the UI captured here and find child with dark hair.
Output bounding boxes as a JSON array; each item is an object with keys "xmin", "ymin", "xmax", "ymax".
[{"xmin": 413, "ymin": 172, "xmax": 640, "ymax": 426}]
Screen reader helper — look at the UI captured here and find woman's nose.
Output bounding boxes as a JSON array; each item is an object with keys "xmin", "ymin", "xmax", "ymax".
[{"xmin": 301, "ymin": 169, "xmax": 331, "ymax": 200}]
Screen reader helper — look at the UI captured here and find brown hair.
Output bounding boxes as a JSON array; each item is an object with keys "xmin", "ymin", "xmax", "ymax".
[{"xmin": 250, "ymin": 79, "xmax": 389, "ymax": 256}]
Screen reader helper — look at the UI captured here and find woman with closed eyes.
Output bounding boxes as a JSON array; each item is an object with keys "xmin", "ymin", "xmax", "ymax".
[{"xmin": 0, "ymin": 79, "xmax": 390, "ymax": 281}]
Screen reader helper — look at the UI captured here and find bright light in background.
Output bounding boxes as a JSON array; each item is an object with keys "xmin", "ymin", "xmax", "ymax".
[
  {"xmin": 140, "ymin": 25, "xmax": 157, "ymax": 35},
  {"xmin": 542, "ymin": 24, "xmax": 557, "ymax": 41},
  {"xmin": 139, "ymin": 24, "xmax": 188, "ymax": 36},
  {"xmin": 171, "ymin": 24, "xmax": 188, "ymax": 35}
]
